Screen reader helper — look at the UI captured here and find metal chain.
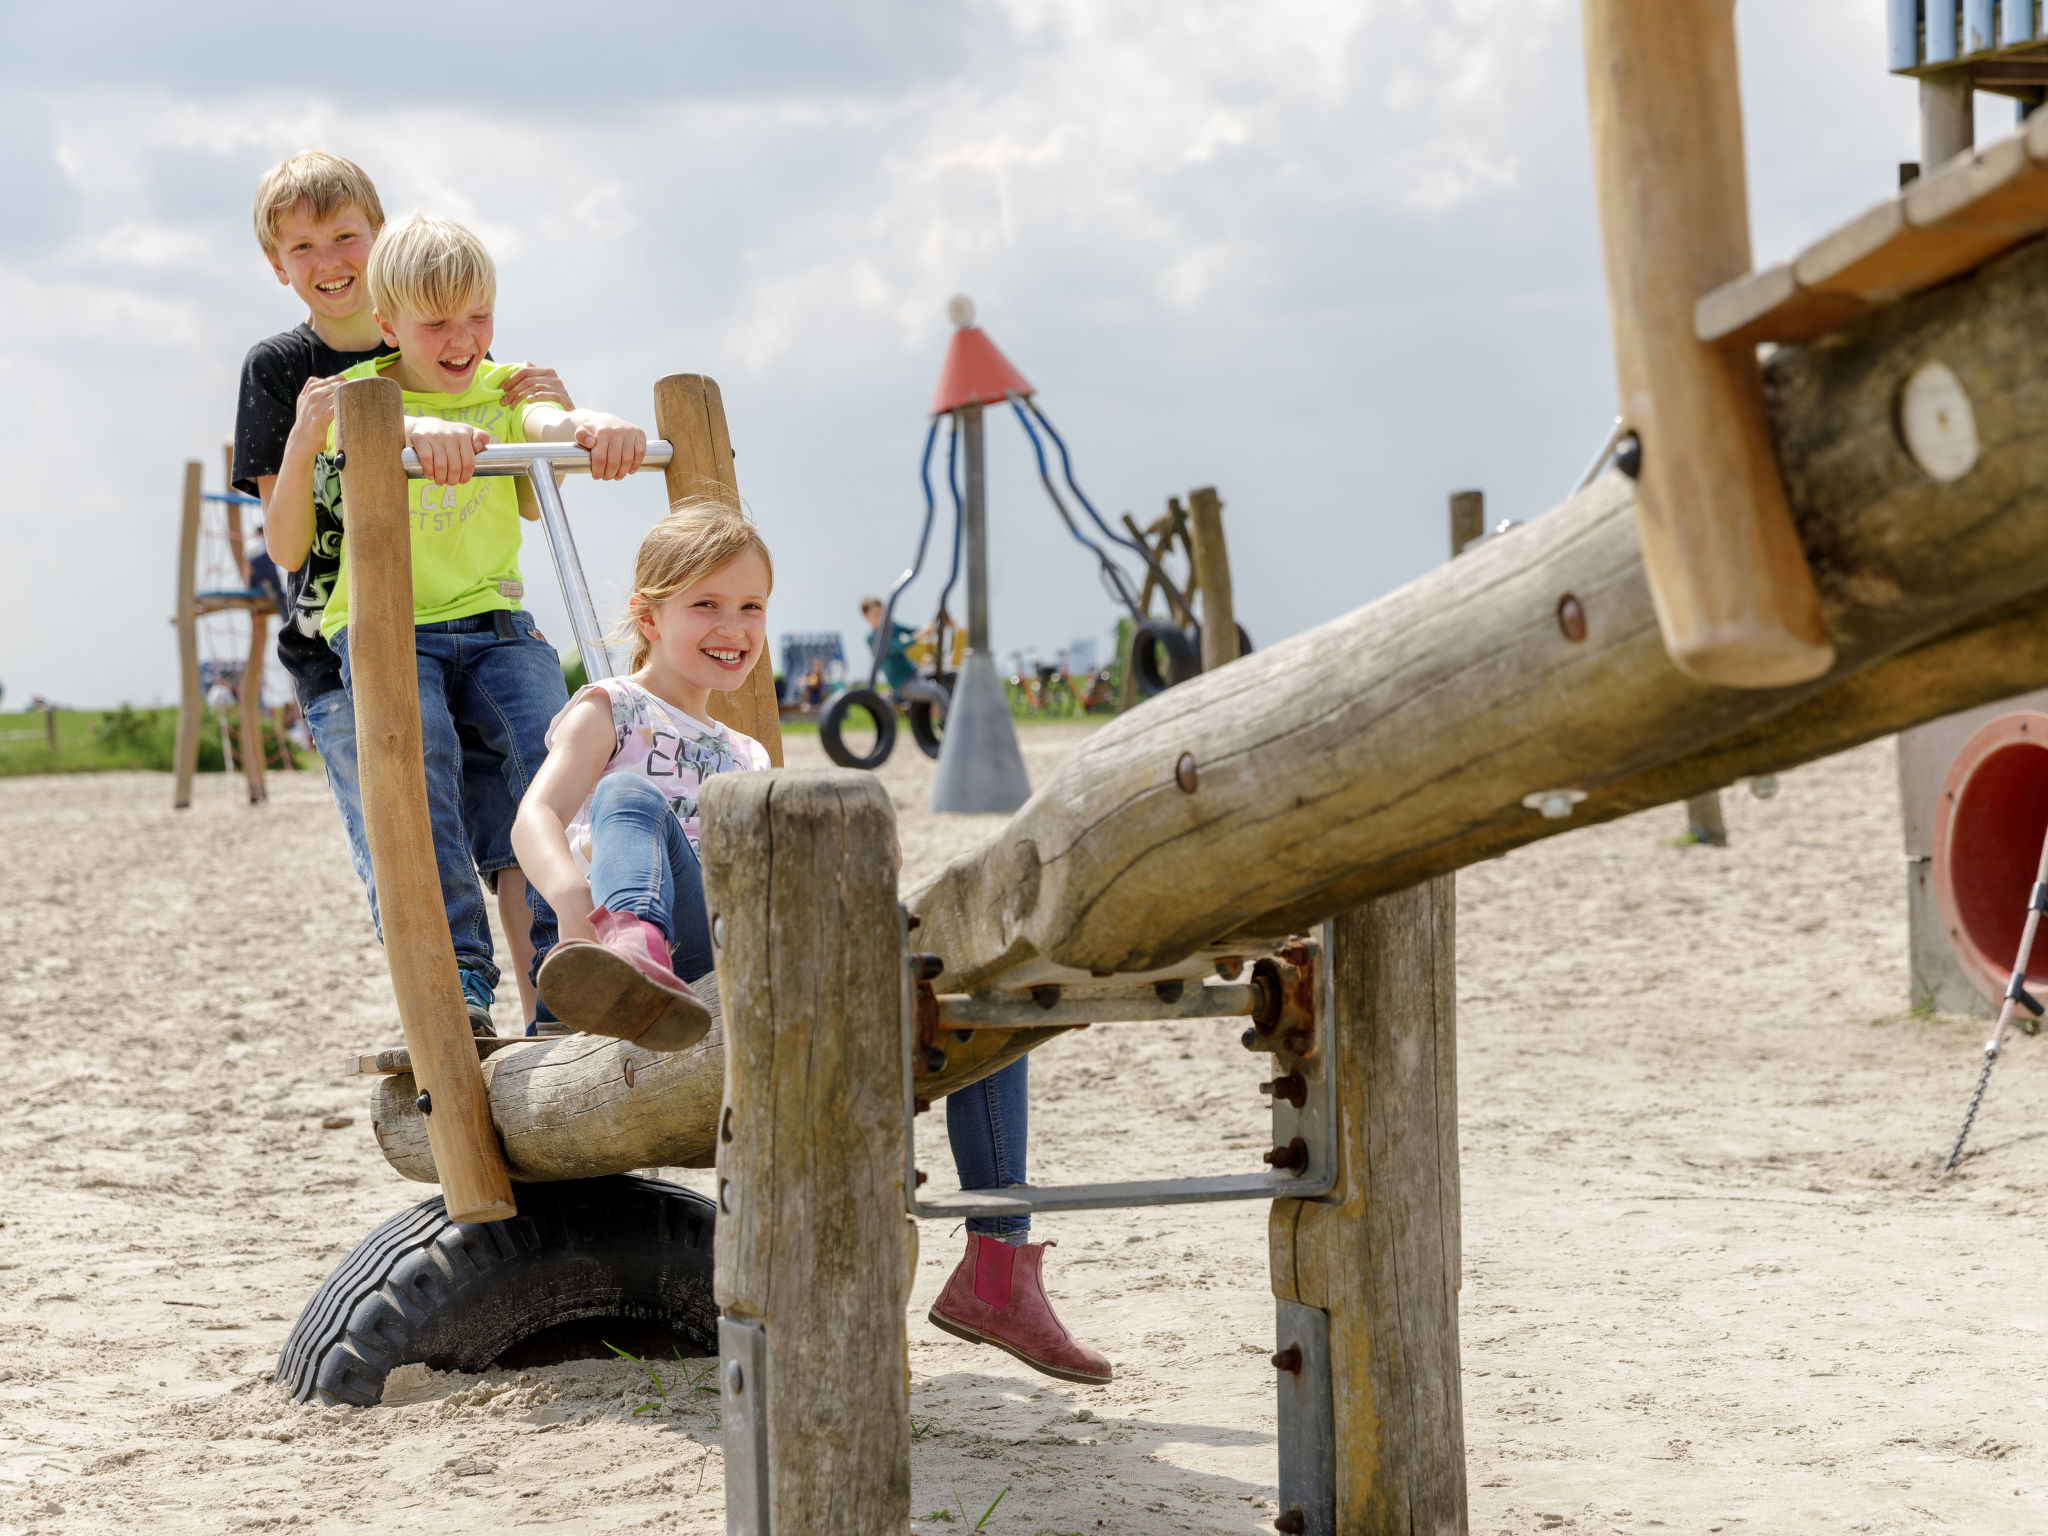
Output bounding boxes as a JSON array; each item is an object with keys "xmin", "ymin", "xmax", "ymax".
[{"xmin": 1942, "ymin": 1045, "xmax": 2001, "ymax": 1175}]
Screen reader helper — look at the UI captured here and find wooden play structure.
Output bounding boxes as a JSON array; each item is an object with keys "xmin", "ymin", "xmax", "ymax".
[
  {"xmin": 276, "ymin": 4, "xmax": 2048, "ymax": 1529},
  {"xmin": 173, "ymin": 448, "xmax": 293, "ymax": 808}
]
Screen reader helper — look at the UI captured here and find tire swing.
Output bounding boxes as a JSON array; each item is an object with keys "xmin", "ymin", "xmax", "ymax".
[
  {"xmin": 277, "ymin": 1175, "xmax": 718, "ymax": 1406},
  {"xmin": 822, "ymin": 413, "xmax": 965, "ymax": 769}
]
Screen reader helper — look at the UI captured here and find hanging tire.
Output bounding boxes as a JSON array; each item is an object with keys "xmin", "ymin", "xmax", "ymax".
[
  {"xmin": 1130, "ymin": 619, "xmax": 1198, "ymax": 698},
  {"xmin": 276, "ymin": 1175, "xmax": 717, "ymax": 1407},
  {"xmin": 899, "ymin": 675, "xmax": 951, "ymax": 760},
  {"xmin": 820, "ymin": 687, "xmax": 898, "ymax": 770}
]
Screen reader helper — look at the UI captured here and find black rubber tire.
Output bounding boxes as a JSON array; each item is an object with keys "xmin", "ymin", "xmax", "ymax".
[
  {"xmin": 905, "ymin": 676, "xmax": 951, "ymax": 759},
  {"xmin": 1130, "ymin": 619, "xmax": 1198, "ymax": 698},
  {"xmin": 820, "ymin": 687, "xmax": 897, "ymax": 770},
  {"xmin": 277, "ymin": 1175, "xmax": 717, "ymax": 1407}
]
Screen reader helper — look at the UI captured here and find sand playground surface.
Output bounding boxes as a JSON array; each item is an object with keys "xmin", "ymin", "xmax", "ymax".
[{"xmin": 2, "ymin": 725, "xmax": 2046, "ymax": 1534}]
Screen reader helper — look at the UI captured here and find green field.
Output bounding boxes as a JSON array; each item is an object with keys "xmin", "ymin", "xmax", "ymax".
[{"xmin": 0, "ymin": 706, "xmax": 308, "ymax": 778}]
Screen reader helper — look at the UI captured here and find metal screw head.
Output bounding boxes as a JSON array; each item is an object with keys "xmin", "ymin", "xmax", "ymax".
[
  {"xmin": 1557, "ymin": 594, "xmax": 1588, "ymax": 643},
  {"xmin": 1175, "ymin": 752, "xmax": 1199, "ymax": 793},
  {"xmin": 1271, "ymin": 1343, "xmax": 1303, "ymax": 1374},
  {"xmin": 1274, "ymin": 1510, "xmax": 1308, "ymax": 1535},
  {"xmin": 1614, "ymin": 433, "xmax": 1642, "ymax": 478},
  {"xmin": 415, "ymin": 1090, "xmax": 432, "ymax": 1116},
  {"xmin": 712, "ymin": 914, "xmax": 726, "ymax": 949},
  {"xmin": 725, "ymin": 1359, "xmax": 744, "ymax": 1394}
]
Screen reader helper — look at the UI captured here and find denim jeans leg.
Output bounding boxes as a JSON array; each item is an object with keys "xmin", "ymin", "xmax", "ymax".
[
  {"xmin": 586, "ymin": 773, "xmax": 716, "ymax": 982},
  {"xmin": 946, "ymin": 1055, "xmax": 1030, "ymax": 1240},
  {"xmin": 455, "ymin": 612, "xmax": 569, "ymax": 983},
  {"xmin": 302, "ymin": 687, "xmax": 380, "ymax": 937},
  {"xmin": 458, "ymin": 717, "xmax": 517, "ymax": 888},
  {"xmin": 588, "ymin": 774, "xmax": 676, "ymax": 924},
  {"xmin": 336, "ymin": 628, "xmax": 497, "ymax": 986}
]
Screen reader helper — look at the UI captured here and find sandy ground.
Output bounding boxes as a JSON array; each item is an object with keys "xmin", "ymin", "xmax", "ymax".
[{"xmin": 2, "ymin": 726, "xmax": 2046, "ymax": 1535}]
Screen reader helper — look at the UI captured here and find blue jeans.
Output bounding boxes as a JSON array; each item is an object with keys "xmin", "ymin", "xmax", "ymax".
[
  {"xmin": 584, "ymin": 774, "xmax": 715, "ymax": 982},
  {"xmin": 302, "ymin": 688, "xmax": 525, "ymax": 931},
  {"xmin": 333, "ymin": 609, "xmax": 566, "ymax": 989},
  {"xmin": 303, "ymin": 687, "xmax": 378, "ymax": 932},
  {"xmin": 947, "ymin": 1056, "xmax": 1029, "ymax": 1240}
]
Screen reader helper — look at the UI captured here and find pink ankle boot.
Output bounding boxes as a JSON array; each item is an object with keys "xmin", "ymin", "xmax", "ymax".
[
  {"xmin": 928, "ymin": 1234, "xmax": 1113, "ymax": 1385},
  {"xmin": 536, "ymin": 906, "xmax": 713, "ymax": 1052}
]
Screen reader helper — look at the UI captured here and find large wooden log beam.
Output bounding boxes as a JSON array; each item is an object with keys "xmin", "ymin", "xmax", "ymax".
[
  {"xmin": 908, "ymin": 237, "xmax": 2048, "ymax": 996},
  {"xmin": 370, "ymin": 1026, "xmax": 722, "ymax": 1183}
]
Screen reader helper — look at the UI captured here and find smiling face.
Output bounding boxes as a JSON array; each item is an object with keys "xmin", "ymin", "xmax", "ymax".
[
  {"xmin": 633, "ymin": 550, "xmax": 772, "ymax": 710},
  {"xmin": 269, "ymin": 200, "xmax": 377, "ymax": 322},
  {"xmin": 376, "ymin": 293, "xmax": 494, "ymax": 395}
]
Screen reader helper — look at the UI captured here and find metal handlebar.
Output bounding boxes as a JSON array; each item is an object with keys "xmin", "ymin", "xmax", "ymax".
[
  {"xmin": 399, "ymin": 440, "xmax": 676, "ymax": 477},
  {"xmin": 399, "ymin": 441, "xmax": 680, "ymax": 683}
]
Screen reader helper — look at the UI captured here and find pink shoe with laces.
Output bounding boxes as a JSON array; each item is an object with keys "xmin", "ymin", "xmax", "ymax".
[{"xmin": 536, "ymin": 906, "xmax": 713, "ymax": 1052}]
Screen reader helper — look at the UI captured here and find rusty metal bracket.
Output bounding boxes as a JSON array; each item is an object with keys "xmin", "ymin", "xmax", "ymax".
[{"xmin": 902, "ymin": 918, "xmax": 1337, "ymax": 1217}]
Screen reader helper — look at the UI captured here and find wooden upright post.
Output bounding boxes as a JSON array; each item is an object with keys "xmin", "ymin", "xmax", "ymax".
[
  {"xmin": 240, "ymin": 610, "xmax": 270, "ymax": 805},
  {"xmin": 336, "ymin": 376, "xmax": 515, "ymax": 1225},
  {"xmin": 173, "ymin": 460, "xmax": 204, "ymax": 809},
  {"xmin": 1448, "ymin": 490, "xmax": 1485, "ymax": 559},
  {"xmin": 651, "ymin": 373, "xmax": 786, "ymax": 766},
  {"xmin": 701, "ymin": 768, "xmax": 911, "ymax": 1534},
  {"xmin": 1270, "ymin": 879, "xmax": 1464, "ymax": 1534},
  {"xmin": 1582, "ymin": 0, "xmax": 1834, "ymax": 689},
  {"xmin": 1186, "ymin": 485, "xmax": 1238, "ymax": 673}
]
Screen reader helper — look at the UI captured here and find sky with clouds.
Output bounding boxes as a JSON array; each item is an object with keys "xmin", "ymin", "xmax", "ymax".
[{"xmin": 0, "ymin": 0, "xmax": 1979, "ymax": 708}]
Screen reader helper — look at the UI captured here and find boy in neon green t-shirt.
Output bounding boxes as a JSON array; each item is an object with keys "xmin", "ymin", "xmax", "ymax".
[{"xmin": 267, "ymin": 214, "xmax": 648, "ymax": 1032}]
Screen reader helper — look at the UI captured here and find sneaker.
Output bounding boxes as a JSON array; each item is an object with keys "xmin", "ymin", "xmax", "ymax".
[
  {"xmin": 458, "ymin": 965, "xmax": 497, "ymax": 1038},
  {"xmin": 535, "ymin": 906, "xmax": 712, "ymax": 1053}
]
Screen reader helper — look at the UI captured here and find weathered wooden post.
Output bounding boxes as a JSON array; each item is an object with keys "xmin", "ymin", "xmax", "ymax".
[
  {"xmin": 239, "ymin": 606, "xmax": 271, "ymax": 805},
  {"xmin": 1270, "ymin": 882, "xmax": 1462, "ymax": 1535},
  {"xmin": 1582, "ymin": 0, "xmax": 1834, "ymax": 688},
  {"xmin": 173, "ymin": 460, "xmax": 204, "ymax": 809},
  {"xmin": 1447, "ymin": 489, "xmax": 1485, "ymax": 560},
  {"xmin": 1683, "ymin": 789, "xmax": 1728, "ymax": 846},
  {"xmin": 702, "ymin": 768, "xmax": 912, "ymax": 1534},
  {"xmin": 651, "ymin": 373, "xmax": 786, "ymax": 767},
  {"xmin": 1187, "ymin": 485, "xmax": 1239, "ymax": 672},
  {"xmin": 336, "ymin": 375, "xmax": 516, "ymax": 1225}
]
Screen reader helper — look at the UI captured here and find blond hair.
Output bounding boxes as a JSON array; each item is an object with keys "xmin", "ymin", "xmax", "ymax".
[
  {"xmin": 252, "ymin": 152, "xmax": 385, "ymax": 258},
  {"xmin": 612, "ymin": 500, "xmax": 775, "ymax": 672},
  {"xmin": 366, "ymin": 214, "xmax": 496, "ymax": 324}
]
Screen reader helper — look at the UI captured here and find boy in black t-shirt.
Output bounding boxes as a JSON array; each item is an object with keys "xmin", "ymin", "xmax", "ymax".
[{"xmin": 231, "ymin": 151, "xmax": 569, "ymax": 1029}]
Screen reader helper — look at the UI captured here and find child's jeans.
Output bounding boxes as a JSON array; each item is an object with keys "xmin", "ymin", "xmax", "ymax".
[
  {"xmin": 301, "ymin": 686, "xmax": 525, "ymax": 936},
  {"xmin": 584, "ymin": 772, "xmax": 715, "ymax": 982},
  {"xmin": 333, "ymin": 609, "xmax": 566, "ymax": 989},
  {"xmin": 947, "ymin": 1057, "xmax": 1030, "ymax": 1241}
]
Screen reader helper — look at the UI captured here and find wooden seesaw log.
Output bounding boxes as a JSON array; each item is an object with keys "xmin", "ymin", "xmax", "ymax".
[
  {"xmin": 337, "ymin": 376, "xmax": 516, "ymax": 1225},
  {"xmin": 1582, "ymin": 0, "xmax": 1834, "ymax": 688},
  {"xmin": 906, "ymin": 234, "xmax": 2048, "ymax": 1004}
]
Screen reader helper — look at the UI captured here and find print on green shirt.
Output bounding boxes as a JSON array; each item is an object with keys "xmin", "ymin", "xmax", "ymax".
[{"xmin": 318, "ymin": 355, "xmax": 542, "ymax": 639}]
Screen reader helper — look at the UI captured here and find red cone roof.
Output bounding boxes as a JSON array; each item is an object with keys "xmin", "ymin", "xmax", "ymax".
[{"xmin": 930, "ymin": 326, "xmax": 1034, "ymax": 416}]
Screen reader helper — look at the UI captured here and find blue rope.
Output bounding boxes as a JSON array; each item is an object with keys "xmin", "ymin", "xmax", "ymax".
[
  {"xmin": 202, "ymin": 490, "xmax": 262, "ymax": 507},
  {"xmin": 1008, "ymin": 397, "xmax": 1147, "ymax": 619},
  {"xmin": 934, "ymin": 413, "xmax": 965, "ymax": 632},
  {"xmin": 1023, "ymin": 398, "xmax": 1148, "ymax": 559},
  {"xmin": 868, "ymin": 417, "xmax": 944, "ymax": 688}
]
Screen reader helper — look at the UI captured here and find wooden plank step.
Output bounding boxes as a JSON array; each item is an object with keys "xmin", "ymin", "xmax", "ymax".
[
  {"xmin": 345, "ymin": 1035, "xmax": 538, "ymax": 1077},
  {"xmin": 1697, "ymin": 113, "xmax": 2048, "ymax": 347}
]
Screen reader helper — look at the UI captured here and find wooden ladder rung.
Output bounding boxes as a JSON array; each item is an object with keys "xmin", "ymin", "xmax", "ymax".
[{"xmin": 345, "ymin": 1035, "xmax": 536, "ymax": 1077}]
